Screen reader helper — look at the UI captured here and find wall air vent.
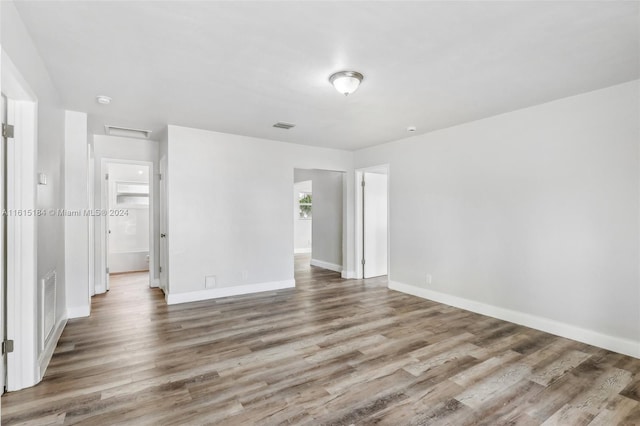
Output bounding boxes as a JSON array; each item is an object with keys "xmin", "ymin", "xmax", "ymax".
[
  {"xmin": 273, "ymin": 122, "xmax": 296, "ymax": 130},
  {"xmin": 41, "ymin": 270, "xmax": 56, "ymax": 346},
  {"xmin": 104, "ymin": 125, "xmax": 152, "ymax": 139}
]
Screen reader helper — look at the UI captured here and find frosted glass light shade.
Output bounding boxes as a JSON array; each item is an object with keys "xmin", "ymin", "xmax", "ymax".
[{"xmin": 329, "ymin": 71, "xmax": 364, "ymax": 96}]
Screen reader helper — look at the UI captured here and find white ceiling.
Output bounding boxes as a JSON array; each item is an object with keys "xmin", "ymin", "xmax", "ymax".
[{"xmin": 14, "ymin": 1, "xmax": 640, "ymax": 150}]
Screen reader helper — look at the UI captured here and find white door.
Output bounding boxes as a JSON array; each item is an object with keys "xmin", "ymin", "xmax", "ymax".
[
  {"xmin": 159, "ymin": 156, "xmax": 168, "ymax": 292},
  {"xmin": 104, "ymin": 170, "xmax": 110, "ymax": 291},
  {"xmin": 87, "ymin": 147, "xmax": 95, "ymax": 296},
  {"xmin": 1, "ymin": 94, "xmax": 8, "ymax": 394},
  {"xmin": 363, "ymin": 172, "xmax": 388, "ymax": 278}
]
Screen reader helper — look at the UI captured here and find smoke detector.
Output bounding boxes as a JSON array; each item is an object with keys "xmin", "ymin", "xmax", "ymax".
[{"xmin": 96, "ymin": 95, "xmax": 112, "ymax": 105}]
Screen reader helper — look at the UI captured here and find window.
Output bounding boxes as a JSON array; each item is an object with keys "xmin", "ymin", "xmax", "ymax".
[
  {"xmin": 298, "ymin": 192, "xmax": 312, "ymax": 219},
  {"xmin": 115, "ymin": 182, "xmax": 149, "ymax": 207}
]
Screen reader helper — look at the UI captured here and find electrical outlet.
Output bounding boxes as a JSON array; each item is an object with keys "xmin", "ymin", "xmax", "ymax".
[
  {"xmin": 426, "ymin": 274, "xmax": 432, "ymax": 285},
  {"xmin": 205, "ymin": 275, "xmax": 217, "ymax": 289}
]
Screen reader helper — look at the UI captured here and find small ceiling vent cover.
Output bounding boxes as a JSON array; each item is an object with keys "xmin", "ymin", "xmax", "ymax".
[
  {"xmin": 104, "ymin": 125, "xmax": 152, "ymax": 139},
  {"xmin": 273, "ymin": 122, "xmax": 295, "ymax": 130}
]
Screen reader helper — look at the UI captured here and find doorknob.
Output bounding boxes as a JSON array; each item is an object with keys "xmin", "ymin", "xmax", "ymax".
[{"xmin": 160, "ymin": 233, "xmax": 166, "ymax": 238}]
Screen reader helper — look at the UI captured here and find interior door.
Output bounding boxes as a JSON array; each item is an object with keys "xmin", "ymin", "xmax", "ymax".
[
  {"xmin": 1, "ymin": 94, "xmax": 8, "ymax": 394},
  {"xmin": 159, "ymin": 156, "xmax": 168, "ymax": 292},
  {"xmin": 87, "ymin": 146, "xmax": 95, "ymax": 296},
  {"xmin": 363, "ymin": 172, "xmax": 388, "ymax": 278},
  {"xmin": 104, "ymin": 168, "xmax": 110, "ymax": 291}
]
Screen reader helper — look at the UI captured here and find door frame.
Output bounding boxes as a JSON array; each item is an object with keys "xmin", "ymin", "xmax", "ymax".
[
  {"xmin": 88, "ymin": 145, "xmax": 95, "ymax": 296},
  {"xmin": 1, "ymin": 49, "xmax": 39, "ymax": 391},
  {"xmin": 1, "ymin": 93, "xmax": 6, "ymax": 395},
  {"xmin": 159, "ymin": 155, "xmax": 168, "ymax": 294},
  {"xmin": 355, "ymin": 164, "xmax": 390, "ymax": 280},
  {"xmin": 98, "ymin": 158, "xmax": 155, "ymax": 293}
]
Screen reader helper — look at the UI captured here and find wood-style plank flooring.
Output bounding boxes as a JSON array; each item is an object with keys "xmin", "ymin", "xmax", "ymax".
[{"xmin": 2, "ymin": 255, "xmax": 640, "ymax": 425}]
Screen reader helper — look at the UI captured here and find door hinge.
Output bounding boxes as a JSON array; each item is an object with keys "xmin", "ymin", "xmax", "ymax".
[
  {"xmin": 158, "ymin": 173, "xmax": 162, "ymax": 180},
  {"xmin": 159, "ymin": 266, "xmax": 162, "ymax": 273},
  {"xmin": 2, "ymin": 123, "xmax": 14, "ymax": 139},
  {"xmin": 106, "ymin": 267, "xmax": 109, "ymax": 274},
  {"xmin": 361, "ymin": 259, "xmax": 366, "ymax": 265},
  {"xmin": 2, "ymin": 340, "xmax": 14, "ymax": 355},
  {"xmin": 361, "ymin": 179, "xmax": 365, "ymax": 187},
  {"xmin": 105, "ymin": 173, "xmax": 109, "ymax": 180}
]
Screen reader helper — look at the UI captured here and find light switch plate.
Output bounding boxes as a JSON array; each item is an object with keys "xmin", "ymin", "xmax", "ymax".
[{"xmin": 38, "ymin": 173, "xmax": 48, "ymax": 185}]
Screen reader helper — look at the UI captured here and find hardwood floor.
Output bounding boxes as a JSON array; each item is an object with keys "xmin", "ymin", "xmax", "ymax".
[{"xmin": 2, "ymin": 256, "xmax": 639, "ymax": 425}]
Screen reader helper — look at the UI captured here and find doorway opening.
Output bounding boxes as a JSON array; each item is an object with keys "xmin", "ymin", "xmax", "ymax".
[
  {"xmin": 100, "ymin": 160, "xmax": 154, "ymax": 293},
  {"xmin": 293, "ymin": 168, "xmax": 345, "ymax": 276},
  {"xmin": 356, "ymin": 165, "xmax": 389, "ymax": 279}
]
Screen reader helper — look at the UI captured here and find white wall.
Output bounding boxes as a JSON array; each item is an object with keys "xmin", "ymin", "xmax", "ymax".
[
  {"xmin": 165, "ymin": 125, "xmax": 354, "ymax": 303},
  {"xmin": 92, "ymin": 135, "xmax": 159, "ymax": 291},
  {"xmin": 293, "ymin": 180, "xmax": 312, "ymax": 253},
  {"xmin": 355, "ymin": 80, "xmax": 640, "ymax": 357},
  {"xmin": 64, "ymin": 111, "xmax": 89, "ymax": 318},
  {"xmin": 311, "ymin": 171, "xmax": 344, "ymax": 270}
]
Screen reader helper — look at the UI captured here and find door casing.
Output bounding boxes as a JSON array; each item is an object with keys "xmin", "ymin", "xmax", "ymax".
[{"xmin": 159, "ymin": 155, "xmax": 168, "ymax": 293}]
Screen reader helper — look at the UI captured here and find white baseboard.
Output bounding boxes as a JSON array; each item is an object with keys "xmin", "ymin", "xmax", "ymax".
[
  {"xmin": 341, "ymin": 270, "xmax": 357, "ymax": 279},
  {"xmin": 150, "ymin": 278, "xmax": 160, "ymax": 288},
  {"xmin": 310, "ymin": 259, "xmax": 342, "ymax": 273},
  {"xmin": 294, "ymin": 248, "xmax": 311, "ymax": 254},
  {"xmin": 389, "ymin": 281, "xmax": 640, "ymax": 359},
  {"xmin": 38, "ymin": 317, "xmax": 67, "ymax": 380},
  {"xmin": 166, "ymin": 279, "xmax": 296, "ymax": 305},
  {"xmin": 67, "ymin": 305, "xmax": 90, "ymax": 319}
]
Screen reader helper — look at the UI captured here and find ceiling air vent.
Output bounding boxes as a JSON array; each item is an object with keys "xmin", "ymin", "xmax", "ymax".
[
  {"xmin": 273, "ymin": 122, "xmax": 295, "ymax": 130},
  {"xmin": 104, "ymin": 125, "xmax": 152, "ymax": 139}
]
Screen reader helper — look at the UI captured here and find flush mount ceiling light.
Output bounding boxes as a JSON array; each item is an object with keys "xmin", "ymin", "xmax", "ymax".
[
  {"xmin": 96, "ymin": 95, "xmax": 112, "ymax": 105},
  {"xmin": 329, "ymin": 71, "xmax": 364, "ymax": 96}
]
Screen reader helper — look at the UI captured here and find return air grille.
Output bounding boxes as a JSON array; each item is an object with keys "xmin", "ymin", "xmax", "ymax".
[
  {"xmin": 104, "ymin": 125, "xmax": 152, "ymax": 139},
  {"xmin": 41, "ymin": 270, "xmax": 56, "ymax": 346},
  {"xmin": 273, "ymin": 122, "xmax": 296, "ymax": 130}
]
